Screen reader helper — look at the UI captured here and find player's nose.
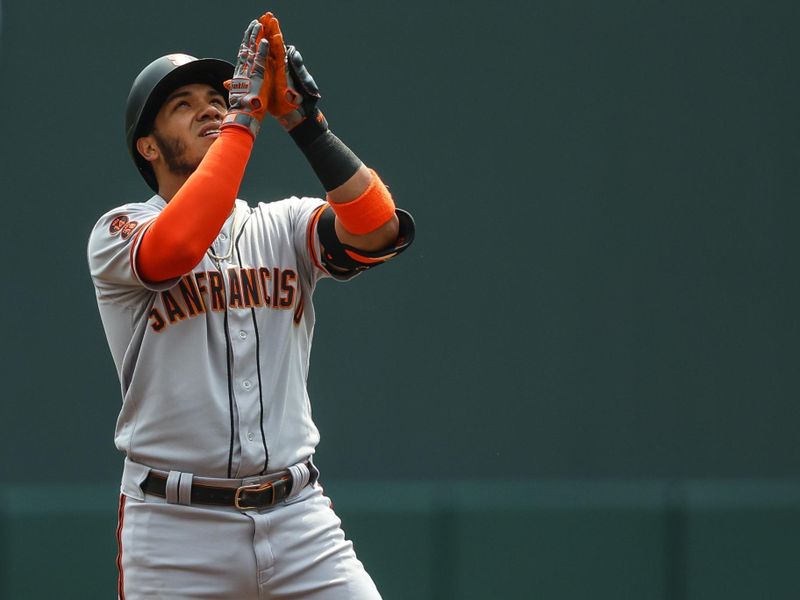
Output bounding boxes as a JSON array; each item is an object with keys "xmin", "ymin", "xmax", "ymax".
[{"xmin": 197, "ymin": 101, "xmax": 224, "ymax": 122}]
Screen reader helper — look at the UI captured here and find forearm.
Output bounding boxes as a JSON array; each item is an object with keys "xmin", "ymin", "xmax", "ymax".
[
  {"xmin": 259, "ymin": 27, "xmax": 402, "ymax": 253},
  {"xmin": 137, "ymin": 127, "xmax": 253, "ymax": 281},
  {"xmin": 285, "ymin": 113, "xmax": 399, "ymax": 251},
  {"xmin": 330, "ymin": 166, "xmax": 400, "ymax": 251}
]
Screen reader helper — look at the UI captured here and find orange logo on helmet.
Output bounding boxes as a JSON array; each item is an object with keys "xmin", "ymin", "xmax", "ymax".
[{"xmin": 166, "ymin": 54, "xmax": 194, "ymax": 67}]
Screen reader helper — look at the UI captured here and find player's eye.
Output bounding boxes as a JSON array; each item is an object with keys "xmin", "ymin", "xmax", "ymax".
[{"xmin": 170, "ymin": 100, "xmax": 191, "ymax": 112}]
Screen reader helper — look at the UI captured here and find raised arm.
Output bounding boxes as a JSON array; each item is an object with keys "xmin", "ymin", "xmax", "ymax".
[
  {"xmin": 260, "ymin": 14, "xmax": 403, "ymax": 257},
  {"xmin": 135, "ymin": 21, "xmax": 271, "ymax": 282}
]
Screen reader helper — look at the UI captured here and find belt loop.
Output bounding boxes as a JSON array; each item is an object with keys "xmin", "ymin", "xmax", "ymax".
[
  {"xmin": 165, "ymin": 471, "xmax": 181, "ymax": 504},
  {"xmin": 178, "ymin": 473, "xmax": 193, "ymax": 506},
  {"xmin": 288, "ymin": 462, "xmax": 310, "ymax": 497},
  {"xmin": 121, "ymin": 457, "xmax": 150, "ymax": 501},
  {"xmin": 308, "ymin": 459, "xmax": 319, "ymax": 485}
]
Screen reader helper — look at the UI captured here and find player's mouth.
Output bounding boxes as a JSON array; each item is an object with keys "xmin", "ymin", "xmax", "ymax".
[{"xmin": 199, "ymin": 124, "xmax": 222, "ymax": 139}]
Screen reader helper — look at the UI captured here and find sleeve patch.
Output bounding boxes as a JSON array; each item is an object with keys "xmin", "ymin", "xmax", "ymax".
[
  {"xmin": 120, "ymin": 220, "xmax": 139, "ymax": 240},
  {"xmin": 109, "ymin": 215, "xmax": 129, "ymax": 236}
]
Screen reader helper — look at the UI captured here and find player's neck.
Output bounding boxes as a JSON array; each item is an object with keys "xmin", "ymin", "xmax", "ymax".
[{"xmin": 156, "ymin": 174, "xmax": 190, "ymax": 203}]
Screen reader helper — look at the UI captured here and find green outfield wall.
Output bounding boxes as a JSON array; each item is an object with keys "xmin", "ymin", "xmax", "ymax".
[{"xmin": 3, "ymin": 480, "xmax": 800, "ymax": 599}]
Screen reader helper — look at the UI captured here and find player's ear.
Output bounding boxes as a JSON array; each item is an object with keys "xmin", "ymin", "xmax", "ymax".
[{"xmin": 136, "ymin": 135, "xmax": 160, "ymax": 163}]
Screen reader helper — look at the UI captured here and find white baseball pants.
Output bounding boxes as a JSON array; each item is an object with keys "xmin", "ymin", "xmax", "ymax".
[{"xmin": 116, "ymin": 483, "xmax": 381, "ymax": 599}]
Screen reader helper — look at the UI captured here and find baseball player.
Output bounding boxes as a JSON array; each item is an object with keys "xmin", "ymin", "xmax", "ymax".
[{"xmin": 87, "ymin": 12, "xmax": 413, "ymax": 599}]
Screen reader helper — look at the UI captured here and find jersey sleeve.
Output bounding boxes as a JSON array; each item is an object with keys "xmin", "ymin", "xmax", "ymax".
[
  {"xmin": 88, "ymin": 202, "xmax": 180, "ymax": 300},
  {"xmin": 288, "ymin": 196, "xmax": 378, "ymax": 285},
  {"xmin": 290, "ymin": 196, "xmax": 416, "ymax": 283},
  {"xmin": 286, "ymin": 196, "xmax": 342, "ymax": 286}
]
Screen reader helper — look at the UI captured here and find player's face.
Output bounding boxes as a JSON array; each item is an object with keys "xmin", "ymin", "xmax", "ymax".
[{"xmin": 150, "ymin": 83, "xmax": 227, "ymax": 176}]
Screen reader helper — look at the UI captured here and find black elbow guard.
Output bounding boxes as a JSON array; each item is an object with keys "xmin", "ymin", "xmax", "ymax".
[{"xmin": 316, "ymin": 205, "xmax": 415, "ymax": 276}]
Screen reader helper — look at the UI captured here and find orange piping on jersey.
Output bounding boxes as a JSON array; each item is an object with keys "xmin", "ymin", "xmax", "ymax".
[
  {"xmin": 116, "ymin": 494, "xmax": 127, "ymax": 600},
  {"xmin": 129, "ymin": 217, "xmax": 157, "ymax": 276},
  {"xmin": 344, "ymin": 249, "xmax": 397, "ymax": 264},
  {"xmin": 306, "ymin": 204, "xmax": 327, "ymax": 272},
  {"xmin": 137, "ymin": 127, "xmax": 254, "ymax": 282},
  {"xmin": 327, "ymin": 169, "xmax": 395, "ymax": 235}
]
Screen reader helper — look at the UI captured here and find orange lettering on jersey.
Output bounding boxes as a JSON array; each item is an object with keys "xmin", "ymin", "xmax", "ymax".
[
  {"xmin": 272, "ymin": 267, "xmax": 281, "ymax": 308},
  {"xmin": 279, "ymin": 269, "xmax": 296, "ymax": 308},
  {"xmin": 258, "ymin": 267, "xmax": 272, "ymax": 307},
  {"xmin": 241, "ymin": 268, "xmax": 262, "ymax": 308},
  {"xmin": 144, "ymin": 265, "xmax": 303, "ymax": 333},
  {"xmin": 194, "ymin": 272, "xmax": 208, "ymax": 307},
  {"xmin": 162, "ymin": 290, "xmax": 187, "ymax": 323},
  {"xmin": 149, "ymin": 307, "xmax": 167, "ymax": 332},
  {"xmin": 227, "ymin": 268, "xmax": 244, "ymax": 308},
  {"xmin": 179, "ymin": 275, "xmax": 206, "ymax": 316},
  {"xmin": 208, "ymin": 271, "xmax": 226, "ymax": 311}
]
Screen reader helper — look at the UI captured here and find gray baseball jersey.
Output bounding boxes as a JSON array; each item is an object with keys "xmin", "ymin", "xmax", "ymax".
[{"xmin": 88, "ymin": 194, "xmax": 340, "ymax": 478}]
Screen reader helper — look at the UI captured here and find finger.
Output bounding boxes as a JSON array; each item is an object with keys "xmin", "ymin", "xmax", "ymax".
[
  {"xmin": 268, "ymin": 31, "xmax": 285, "ymax": 64},
  {"xmin": 268, "ymin": 14, "xmax": 281, "ymax": 37},
  {"xmin": 246, "ymin": 22, "xmax": 262, "ymax": 75},
  {"xmin": 266, "ymin": 33, "xmax": 285, "ymax": 82},
  {"xmin": 242, "ymin": 19, "xmax": 257, "ymax": 44},
  {"xmin": 253, "ymin": 37, "xmax": 269, "ymax": 78},
  {"xmin": 258, "ymin": 12, "xmax": 275, "ymax": 32},
  {"xmin": 267, "ymin": 16, "xmax": 282, "ymax": 51},
  {"xmin": 248, "ymin": 21, "xmax": 262, "ymax": 53},
  {"xmin": 235, "ymin": 20, "xmax": 258, "ymax": 76}
]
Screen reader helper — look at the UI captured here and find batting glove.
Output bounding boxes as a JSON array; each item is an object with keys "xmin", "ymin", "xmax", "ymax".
[
  {"xmin": 221, "ymin": 20, "xmax": 270, "ymax": 138},
  {"xmin": 258, "ymin": 13, "xmax": 326, "ymax": 134}
]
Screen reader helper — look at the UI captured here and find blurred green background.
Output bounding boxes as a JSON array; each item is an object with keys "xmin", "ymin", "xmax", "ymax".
[{"xmin": 1, "ymin": 0, "xmax": 799, "ymax": 598}]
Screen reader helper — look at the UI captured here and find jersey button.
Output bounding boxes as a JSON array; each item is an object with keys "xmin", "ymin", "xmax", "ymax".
[
  {"xmin": 247, "ymin": 432, "xmax": 255, "ymax": 442},
  {"xmin": 242, "ymin": 380, "xmax": 252, "ymax": 390},
  {"xmin": 218, "ymin": 233, "xmax": 228, "ymax": 241},
  {"xmin": 239, "ymin": 330, "xmax": 247, "ymax": 339}
]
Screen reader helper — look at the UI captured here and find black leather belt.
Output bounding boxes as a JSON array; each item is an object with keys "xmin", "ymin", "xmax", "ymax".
[{"xmin": 141, "ymin": 461, "xmax": 317, "ymax": 510}]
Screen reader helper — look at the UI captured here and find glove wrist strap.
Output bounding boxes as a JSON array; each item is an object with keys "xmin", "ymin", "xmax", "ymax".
[{"xmin": 221, "ymin": 112, "xmax": 261, "ymax": 139}]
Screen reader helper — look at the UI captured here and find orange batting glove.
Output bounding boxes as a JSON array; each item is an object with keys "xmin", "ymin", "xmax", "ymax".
[
  {"xmin": 258, "ymin": 11, "xmax": 325, "ymax": 131},
  {"xmin": 258, "ymin": 12, "xmax": 303, "ymax": 118}
]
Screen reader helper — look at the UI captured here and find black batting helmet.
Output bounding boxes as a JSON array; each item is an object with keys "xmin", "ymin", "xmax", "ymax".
[{"xmin": 125, "ymin": 53, "xmax": 234, "ymax": 191}]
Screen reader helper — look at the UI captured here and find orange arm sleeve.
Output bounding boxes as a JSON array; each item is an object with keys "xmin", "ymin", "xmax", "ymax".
[{"xmin": 136, "ymin": 127, "xmax": 254, "ymax": 282}]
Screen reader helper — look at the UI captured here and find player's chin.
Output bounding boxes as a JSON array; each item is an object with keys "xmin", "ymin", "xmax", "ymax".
[{"xmin": 192, "ymin": 138, "xmax": 216, "ymax": 160}]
